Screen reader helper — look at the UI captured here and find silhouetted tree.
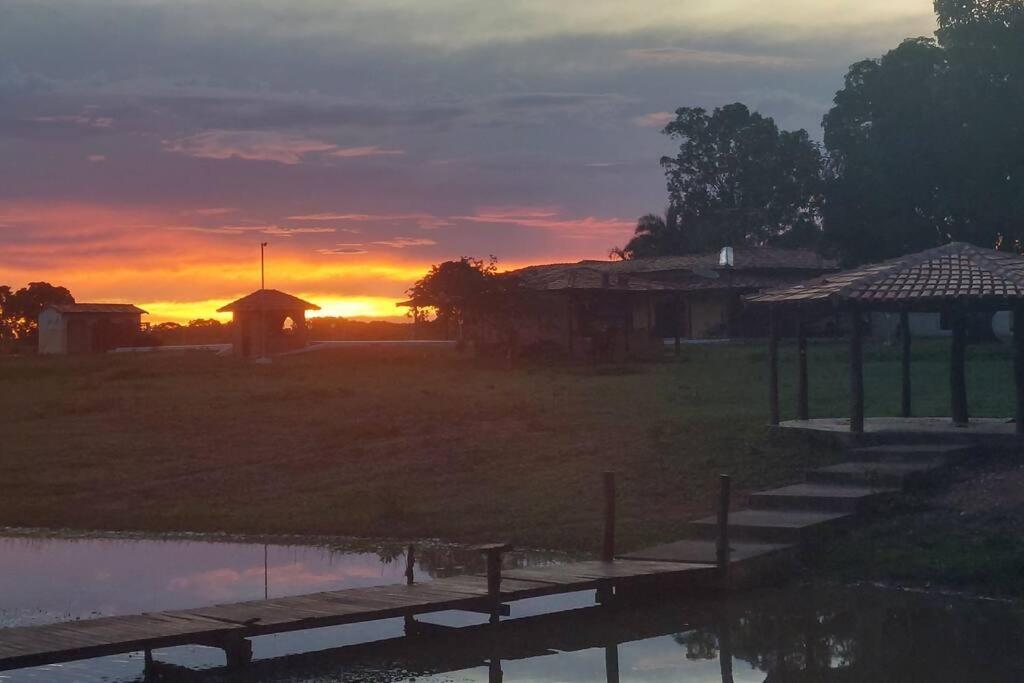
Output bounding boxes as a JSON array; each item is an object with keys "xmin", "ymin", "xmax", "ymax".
[
  {"xmin": 405, "ymin": 257, "xmax": 499, "ymax": 342},
  {"xmin": 823, "ymin": 0, "xmax": 1024, "ymax": 264},
  {"xmin": 1, "ymin": 282, "xmax": 74, "ymax": 342},
  {"xmin": 655, "ymin": 104, "xmax": 823, "ymax": 254},
  {"xmin": 610, "ymin": 207, "xmax": 685, "ymax": 259}
]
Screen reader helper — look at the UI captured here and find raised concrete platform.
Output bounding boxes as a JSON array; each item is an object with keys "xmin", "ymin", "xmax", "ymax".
[
  {"xmin": 851, "ymin": 443, "xmax": 974, "ymax": 463},
  {"xmin": 808, "ymin": 460, "xmax": 947, "ymax": 487},
  {"xmin": 619, "ymin": 539, "xmax": 791, "ymax": 564},
  {"xmin": 688, "ymin": 509, "xmax": 853, "ymax": 544},
  {"xmin": 748, "ymin": 483, "xmax": 897, "ymax": 513},
  {"xmin": 774, "ymin": 417, "xmax": 1021, "ymax": 452}
]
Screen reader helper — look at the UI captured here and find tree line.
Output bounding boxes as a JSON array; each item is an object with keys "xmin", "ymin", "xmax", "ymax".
[{"xmin": 614, "ymin": 0, "xmax": 1024, "ymax": 266}]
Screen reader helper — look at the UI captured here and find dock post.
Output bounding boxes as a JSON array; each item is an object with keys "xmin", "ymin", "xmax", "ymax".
[
  {"xmin": 716, "ymin": 475, "xmax": 731, "ymax": 581},
  {"xmin": 221, "ymin": 637, "xmax": 252, "ymax": 670},
  {"xmin": 405, "ymin": 544, "xmax": 416, "ymax": 585},
  {"xmin": 403, "ymin": 544, "xmax": 417, "ymax": 632},
  {"xmin": 602, "ymin": 472, "xmax": 616, "ymax": 562},
  {"xmin": 605, "ymin": 643, "xmax": 621, "ymax": 683},
  {"xmin": 474, "ymin": 543, "xmax": 511, "ymax": 624}
]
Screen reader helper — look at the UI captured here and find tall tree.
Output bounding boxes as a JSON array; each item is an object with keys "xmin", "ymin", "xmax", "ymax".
[
  {"xmin": 656, "ymin": 103, "xmax": 823, "ymax": 253},
  {"xmin": 405, "ymin": 257, "xmax": 498, "ymax": 341},
  {"xmin": 2, "ymin": 282, "xmax": 74, "ymax": 341},
  {"xmin": 823, "ymin": 0, "xmax": 1024, "ymax": 264}
]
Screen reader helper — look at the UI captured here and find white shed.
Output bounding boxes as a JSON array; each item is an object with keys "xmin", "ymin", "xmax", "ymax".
[{"xmin": 38, "ymin": 304, "xmax": 147, "ymax": 354}]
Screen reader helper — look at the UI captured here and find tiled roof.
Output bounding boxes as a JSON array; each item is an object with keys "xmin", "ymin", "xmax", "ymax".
[
  {"xmin": 512, "ymin": 247, "xmax": 838, "ymax": 293},
  {"xmin": 217, "ymin": 289, "xmax": 320, "ymax": 312},
  {"xmin": 746, "ymin": 242, "xmax": 1024, "ymax": 305},
  {"xmin": 48, "ymin": 303, "xmax": 147, "ymax": 314}
]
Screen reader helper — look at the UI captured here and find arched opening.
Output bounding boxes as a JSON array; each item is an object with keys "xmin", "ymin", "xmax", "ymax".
[{"xmin": 281, "ymin": 316, "xmax": 296, "ymax": 335}]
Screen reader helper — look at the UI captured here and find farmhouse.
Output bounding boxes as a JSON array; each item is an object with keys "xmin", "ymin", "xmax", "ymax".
[
  {"xmin": 475, "ymin": 247, "xmax": 838, "ymax": 359},
  {"xmin": 217, "ymin": 289, "xmax": 320, "ymax": 358},
  {"xmin": 38, "ymin": 303, "xmax": 147, "ymax": 355}
]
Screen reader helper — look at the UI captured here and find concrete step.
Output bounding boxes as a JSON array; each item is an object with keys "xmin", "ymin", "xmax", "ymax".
[
  {"xmin": 849, "ymin": 443, "xmax": 973, "ymax": 464},
  {"xmin": 748, "ymin": 483, "xmax": 897, "ymax": 513},
  {"xmin": 807, "ymin": 460, "xmax": 946, "ymax": 488},
  {"xmin": 687, "ymin": 508, "xmax": 854, "ymax": 544},
  {"xmin": 619, "ymin": 539, "xmax": 792, "ymax": 565}
]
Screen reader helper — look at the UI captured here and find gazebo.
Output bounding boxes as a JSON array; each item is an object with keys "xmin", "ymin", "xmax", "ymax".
[
  {"xmin": 746, "ymin": 242, "xmax": 1024, "ymax": 437},
  {"xmin": 218, "ymin": 289, "xmax": 320, "ymax": 358}
]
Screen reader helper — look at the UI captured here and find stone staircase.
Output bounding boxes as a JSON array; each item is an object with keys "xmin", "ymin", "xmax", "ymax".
[{"xmin": 621, "ymin": 442, "xmax": 972, "ymax": 576}]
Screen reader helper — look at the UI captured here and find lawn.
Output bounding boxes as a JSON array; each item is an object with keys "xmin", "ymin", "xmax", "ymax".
[{"xmin": 0, "ymin": 338, "xmax": 1016, "ymax": 552}]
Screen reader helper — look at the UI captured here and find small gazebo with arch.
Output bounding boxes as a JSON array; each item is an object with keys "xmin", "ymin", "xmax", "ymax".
[
  {"xmin": 746, "ymin": 242, "xmax": 1024, "ymax": 439},
  {"xmin": 218, "ymin": 289, "xmax": 320, "ymax": 358}
]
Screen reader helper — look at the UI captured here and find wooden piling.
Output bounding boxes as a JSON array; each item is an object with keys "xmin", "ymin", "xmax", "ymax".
[
  {"xmin": 474, "ymin": 543, "xmax": 512, "ymax": 624},
  {"xmin": 602, "ymin": 472, "xmax": 616, "ymax": 563},
  {"xmin": 716, "ymin": 475, "xmax": 731, "ymax": 579},
  {"xmin": 405, "ymin": 544, "xmax": 416, "ymax": 586}
]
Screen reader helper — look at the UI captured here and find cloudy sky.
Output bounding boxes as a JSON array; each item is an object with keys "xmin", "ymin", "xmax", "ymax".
[{"xmin": 0, "ymin": 1, "xmax": 937, "ymax": 322}]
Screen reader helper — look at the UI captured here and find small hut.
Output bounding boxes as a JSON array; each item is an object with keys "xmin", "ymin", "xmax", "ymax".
[
  {"xmin": 746, "ymin": 242, "xmax": 1024, "ymax": 437},
  {"xmin": 38, "ymin": 303, "xmax": 147, "ymax": 354},
  {"xmin": 217, "ymin": 289, "xmax": 320, "ymax": 358}
]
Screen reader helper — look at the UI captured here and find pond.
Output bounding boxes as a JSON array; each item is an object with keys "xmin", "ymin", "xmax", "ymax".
[{"xmin": 0, "ymin": 533, "xmax": 1021, "ymax": 682}]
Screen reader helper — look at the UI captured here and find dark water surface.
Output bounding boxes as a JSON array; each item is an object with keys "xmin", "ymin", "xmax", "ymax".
[{"xmin": 0, "ymin": 534, "xmax": 1021, "ymax": 682}]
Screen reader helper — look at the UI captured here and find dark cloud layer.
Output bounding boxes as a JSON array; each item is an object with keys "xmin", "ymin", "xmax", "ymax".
[{"xmin": 0, "ymin": 0, "xmax": 937, "ymax": 318}]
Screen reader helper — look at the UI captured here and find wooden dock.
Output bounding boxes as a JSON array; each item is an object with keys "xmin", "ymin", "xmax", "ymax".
[
  {"xmin": 0, "ymin": 442, "xmax": 965, "ymax": 676},
  {"xmin": 0, "ymin": 557, "xmax": 717, "ymax": 673}
]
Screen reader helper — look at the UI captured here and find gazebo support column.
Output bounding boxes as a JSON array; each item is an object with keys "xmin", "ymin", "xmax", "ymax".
[
  {"xmin": 768, "ymin": 305, "xmax": 780, "ymax": 426},
  {"xmin": 900, "ymin": 309, "xmax": 912, "ymax": 418},
  {"xmin": 1015, "ymin": 307, "xmax": 1024, "ymax": 437},
  {"xmin": 849, "ymin": 307, "xmax": 864, "ymax": 435},
  {"xmin": 950, "ymin": 304, "xmax": 969, "ymax": 427},
  {"xmin": 796, "ymin": 308, "xmax": 809, "ymax": 421}
]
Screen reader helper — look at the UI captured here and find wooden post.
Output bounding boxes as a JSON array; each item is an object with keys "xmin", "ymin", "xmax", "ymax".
[
  {"xmin": 849, "ymin": 307, "xmax": 864, "ymax": 435},
  {"xmin": 566, "ymin": 296, "xmax": 575, "ymax": 356},
  {"xmin": 488, "ymin": 657, "xmax": 504, "ymax": 683},
  {"xmin": 796, "ymin": 308, "xmax": 809, "ymax": 421},
  {"xmin": 474, "ymin": 543, "xmax": 511, "ymax": 624},
  {"xmin": 602, "ymin": 472, "xmax": 616, "ymax": 562},
  {"xmin": 950, "ymin": 304, "xmax": 969, "ymax": 426},
  {"xmin": 716, "ymin": 475, "xmax": 731, "ymax": 579},
  {"xmin": 674, "ymin": 295, "xmax": 682, "ymax": 356},
  {"xmin": 405, "ymin": 544, "xmax": 415, "ymax": 586},
  {"xmin": 768, "ymin": 305, "xmax": 780, "ymax": 426},
  {"xmin": 1015, "ymin": 307, "xmax": 1024, "ymax": 436},
  {"xmin": 900, "ymin": 309, "xmax": 912, "ymax": 418},
  {"xmin": 605, "ymin": 643, "xmax": 621, "ymax": 683}
]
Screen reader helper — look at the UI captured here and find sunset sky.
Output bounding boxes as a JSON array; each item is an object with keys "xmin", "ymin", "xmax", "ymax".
[{"xmin": 1, "ymin": 1, "xmax": 937, "ymax": 322}]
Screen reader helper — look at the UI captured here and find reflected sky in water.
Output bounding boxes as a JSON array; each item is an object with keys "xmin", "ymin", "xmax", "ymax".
[{"xmin": 0, "ymin": 534, "xmax": 1022, "ymax": 682}]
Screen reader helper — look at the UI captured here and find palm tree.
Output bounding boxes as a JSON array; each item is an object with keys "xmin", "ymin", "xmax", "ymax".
[{"xmin": 609, "ymin": 206, "xmax": 686, "ymax": 259}]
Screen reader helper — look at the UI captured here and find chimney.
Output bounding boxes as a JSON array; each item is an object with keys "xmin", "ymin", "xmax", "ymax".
[{"xmin": 719, "ymin": 246, "xmax": 734, "ymax": 267}]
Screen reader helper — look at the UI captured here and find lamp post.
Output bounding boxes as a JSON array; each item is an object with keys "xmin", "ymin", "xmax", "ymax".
[{"xmin": 259, "ymin": 242, "xmax": 269, "ymax": 360}]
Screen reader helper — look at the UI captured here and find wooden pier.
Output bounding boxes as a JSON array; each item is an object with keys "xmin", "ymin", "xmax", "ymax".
[
  {"xmin": 0, "ymin": 557, "xmax": 716, "ymax": 673},
  {"xmin": 0, "ymin": 442, "xmax": 966, "ymax": 676}
]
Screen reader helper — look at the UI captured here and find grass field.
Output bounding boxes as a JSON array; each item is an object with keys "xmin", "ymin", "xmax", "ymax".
[{"xmin": 0, "ymin": 339, "xmax": 1017, "ymax": 552}]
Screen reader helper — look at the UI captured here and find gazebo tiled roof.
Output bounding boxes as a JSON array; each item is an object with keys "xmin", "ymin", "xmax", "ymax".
[
  {"xmin": 746, "ymin": 242, "xmax": 1024, "ymax": 306},
  {"xmin": 217, "ymin": 289, "xmax": 320, "ymax": 313}
]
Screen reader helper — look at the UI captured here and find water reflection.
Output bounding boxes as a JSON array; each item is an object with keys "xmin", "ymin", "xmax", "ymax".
[{"xmin": 0, "ymin": 535, "xmax": 1022, "ymax": 682}]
